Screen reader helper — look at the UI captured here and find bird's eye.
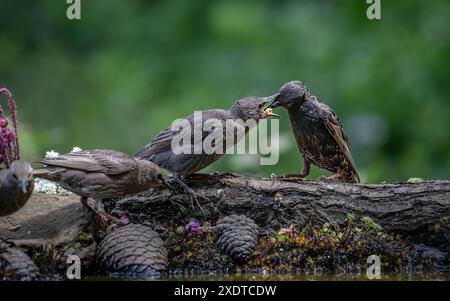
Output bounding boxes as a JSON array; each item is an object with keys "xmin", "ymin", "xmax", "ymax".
[
  {"xmin": 258, "ymin": 103, "xmax": 264, "ymax": 109},
  {"xmin": 13, "ymin": 174, "xmax": 18, "ymax": 179}
]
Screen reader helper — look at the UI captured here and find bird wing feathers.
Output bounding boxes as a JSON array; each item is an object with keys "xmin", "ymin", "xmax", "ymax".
[
  {"xmin": 36, "ymin": 149, "xmax": 136, "ymax": 175},
  {"xmin": 134, "ymin": 127, "xmax": 173, "ymax": 159},
  {"xmin": 320, "ymin": 105, "xmax": 360, "ymax": 182},
  {"xmin": 134, "ymin": 109, "xmax": 232, "ymax": 160}
]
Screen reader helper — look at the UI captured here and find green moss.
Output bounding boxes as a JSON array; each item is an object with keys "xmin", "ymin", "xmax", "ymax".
[{"xmin": 361, "ymin": 216, "xmax": 382, "ymax": 232}]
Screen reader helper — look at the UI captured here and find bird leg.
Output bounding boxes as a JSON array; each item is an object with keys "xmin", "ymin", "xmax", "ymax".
[
  {"xmin": 173, "ymin": 174, "xmax": 206, "ymax": 214},
  {"xmin": 97, "ymin": 211, "xmax": 123, "ymax": 225},
  {"xmin": 186, "ymin": 173, "xmax": 210, "ymax": 181},
  {"xmin": 278, "ymin": 159, "xmax": 310, "ymax": 179},
  {"xmin": 161, "ymin": 177, "xmax": 177, "ymax": 193},
  {"xmin": 80, "ymin": 197, "xmax": 123, "ymax": 225},
  {"xmin": 80, "ymin": 196, "xmax": 94, "ymax": 212},
  {"xmin": 6, "ymin": 217, "xmax": 21, "ymax": 232}
]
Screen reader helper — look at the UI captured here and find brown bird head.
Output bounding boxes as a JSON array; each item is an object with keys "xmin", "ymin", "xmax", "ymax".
[
  {"xmin": 230, "ymin": 96, "xmax": 279, "ymax": 121},
  {"xmin": 266, "ymin": 81, "xmax": 308, "ymax": 109},
  {"xmin": 135, "ymin": 160, "xmax": 174, "ymax": 191},
  {"xmin": 8, "ymin": 160, "xmax": 33, "ymax": 194}
]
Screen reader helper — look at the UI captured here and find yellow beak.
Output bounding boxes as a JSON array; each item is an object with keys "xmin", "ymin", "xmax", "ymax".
[{"xmin": 262, "ymin": 107, "xmax": 280, "ymax": 118}]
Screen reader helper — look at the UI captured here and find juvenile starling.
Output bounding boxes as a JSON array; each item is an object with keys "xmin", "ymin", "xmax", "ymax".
[
  {"xmin": 134, "ymin": 96, "xmax": 278, "ymax": 211},
  {"xmin": 33, "ymin": 149, "xmax": 172, "ymax": 223},
  {"xmin": 266, "ymin": 81, "xmax": 360, "ymax": 183},
  {"xmin": 0, "ymin": 160, "xmax": 34, "ymax": 217}
]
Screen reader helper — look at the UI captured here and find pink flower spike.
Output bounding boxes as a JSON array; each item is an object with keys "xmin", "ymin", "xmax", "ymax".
[{"xmin": 0, "ymin": 87, "xmax": 20, "ymax": 168}]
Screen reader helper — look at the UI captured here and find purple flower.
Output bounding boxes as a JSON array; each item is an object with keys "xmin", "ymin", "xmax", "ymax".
[
  {"xmin": 186, "ymin": 219, "xmax": 204, "ymax": 234},
  {"xmin": 0, "ymin": 119, "xmax": 8, "ymax": 128},
  {"xmin": 0, "ymin": 87, "xmax": 20, "ymax": 168},
  {"xmin": 120, "ymin": 215, "xmax": 131, "ymax": 225}
]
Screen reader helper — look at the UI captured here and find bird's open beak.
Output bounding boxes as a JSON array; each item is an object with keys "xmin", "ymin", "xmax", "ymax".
[
  {"xmin": 18, "ymin": 180, "xmax": 28, "ymax": 193},
  {"xmin": 265, "ymin": 93, "xmax": 280, "ymax": 109},
  {"xmin": 261, "ymin": 94, "xmax": 280, "ymax": 118}
]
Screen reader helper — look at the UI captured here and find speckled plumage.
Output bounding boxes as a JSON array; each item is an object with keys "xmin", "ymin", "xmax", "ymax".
[
  {"xmin": 134, "ymin": 96, "xmax": 277, "ymax": 210},
  {"xmin": 33, "ymin": 149, "xmax": 170, "ymax": 221},
  {"xmin": 135, "ymin": 96, "xmax": 274, "ymax": 176},
  {"xmin": 34, "ymin": 149, "xmax": 168, "ymax": 199},
  {"xmin": 268, "ymin": 81, "xmax": 360, "ymax": 183},
  {"xmin": 0, "ymin": 160, "xmax": 34, "ymax": 217}
]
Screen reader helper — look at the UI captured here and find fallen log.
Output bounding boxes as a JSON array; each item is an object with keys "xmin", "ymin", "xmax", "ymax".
[
  {"xmin": 1, "ymin": 175, "xmax": 448, "ymax": 277},
  {"xmin": 116, "ymin": 174, "xmax": 450, "ymax": 251}
]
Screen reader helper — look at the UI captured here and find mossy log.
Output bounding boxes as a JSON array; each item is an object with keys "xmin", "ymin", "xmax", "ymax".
[
  {"xmin": 1, "ymin": 174, "xmax": 449, "ymax": 278},
  {"xmin": 116, "ymin": 174, "xmax": 450, "ymax": 251}
]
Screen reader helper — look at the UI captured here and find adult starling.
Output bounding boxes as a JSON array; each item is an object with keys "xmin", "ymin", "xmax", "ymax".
[
  {"xmin": 134, "ymin": 96, "xmax": 278, "ymax": 211},
  {"xmin": 0, "ymin": 160, "xmax": 34, "ymax": 218},
  {"xmin": 266, "ymin": 81, "xmax": 360, "ymax": 183},
  {"xmin": 33, "ymin": 149, "xmax": 172, "ymax": 223}
]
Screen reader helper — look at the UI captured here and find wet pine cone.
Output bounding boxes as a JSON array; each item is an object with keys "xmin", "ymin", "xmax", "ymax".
[
  {"xmin": 214, "ymin": 215, "xmax": 259, "ymax": 263},
  {"xmin": 96, "ymin": 224, "xmax": 168, "ymax": 278},
  {"xmin": 0, "ymin": 238, "xmax": 41, "ymax": 281}
]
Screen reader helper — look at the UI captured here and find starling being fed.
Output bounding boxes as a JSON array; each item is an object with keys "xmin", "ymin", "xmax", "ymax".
[
  {"xmin": 134, "ymin": 96, "xmax": 279, "ymax": 211},
  {"xmin": 0, "ymin": 160, "xmax": 34, "ymax": 218},
  {"xmin": 33, "ymin": 149, "xmax": 172, "ymax": 223},
  {"xmin": 266, "ymin": 81, "xmax": 360, "ymax": 183}
]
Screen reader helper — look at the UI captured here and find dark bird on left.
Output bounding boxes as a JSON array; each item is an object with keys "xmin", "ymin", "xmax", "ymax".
[
  {"xmin": 0, "ymin": 160, "xmax": 34, "ymax": 218},
  {"xmin": 33, "ymin": 149, "xmax": 172, "ymax": 224},
  {"xmin": 0, "ymin": 160, "xmax": 34, "ymax": 231}
]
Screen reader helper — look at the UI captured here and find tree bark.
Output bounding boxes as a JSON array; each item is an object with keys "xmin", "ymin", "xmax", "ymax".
[
  {"xmin": 116, "ymin": 174, "xmax": 450, "ymax": 250},
  {"xmin": 2, "ymin": 175, "xmax": 449, "ymax": 277}
]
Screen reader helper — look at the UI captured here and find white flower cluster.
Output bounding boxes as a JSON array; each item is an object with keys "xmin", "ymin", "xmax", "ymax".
[
  {"xmin": 45, "ymin": 150, "xmax": 60, "ymax": 158},
  {"xmin": 34, "ymin": 147, "xmax": 83, "ymax": 195},
  {"xmin": 34, "ymin": 178, "xmax": 72, "ymax": 195}
]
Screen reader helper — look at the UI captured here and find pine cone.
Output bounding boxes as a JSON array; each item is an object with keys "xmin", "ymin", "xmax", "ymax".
[
  {"xmin": 0, "ymin": 238, "xmax": 41, "ymax": 280},
  {"xmin": 96, "ymin": 224, "xmax": 167, "ymax": 278},
  {"xmin": 214, "ymin": 215, "xmax": 259, "ymax": 263}
]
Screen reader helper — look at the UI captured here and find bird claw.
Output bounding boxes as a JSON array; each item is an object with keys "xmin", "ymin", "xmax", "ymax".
[
  {"xmin": 8, "ymin": 224, "xmax": 22, "ymax": 232},
  {"xmin": 318, "ymin": 174, "xmax": 344, "ymax": 183},
  {"xmin": 97, "ymin": 211, "xmax": 124, "ymax": 227},
  {"xmin": 172, "ymin": 176, "xmax": 207, "ymax": 214},
  {"xmin": 6, "ymin": 217, "xmax": 21, "ymax": 232},
  {"xmin": 273, "ymin": 173, "xmax": 307, "ymax": 180},
  {"xmin": 186, "ymin": 189, "xmax": 206, "ymax": 215}
]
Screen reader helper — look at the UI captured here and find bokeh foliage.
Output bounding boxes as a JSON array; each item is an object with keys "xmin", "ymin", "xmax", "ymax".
[{"xmin": 0, "ymin": 0, "xmax": 449, "ymax": 182}]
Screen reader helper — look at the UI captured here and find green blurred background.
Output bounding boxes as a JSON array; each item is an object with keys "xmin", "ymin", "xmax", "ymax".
[{"xmin": 0, "ymin": 0, "xmax": 449, "ymax": 182}]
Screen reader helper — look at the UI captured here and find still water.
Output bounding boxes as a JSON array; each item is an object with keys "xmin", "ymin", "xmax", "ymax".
[
  {"xmin": 85, "ymin": 272, "xmax": 450, "ymax": 281},
  {"xmin": 164, "ymin": 272, "xmax": 450, "ymax": 281}
]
